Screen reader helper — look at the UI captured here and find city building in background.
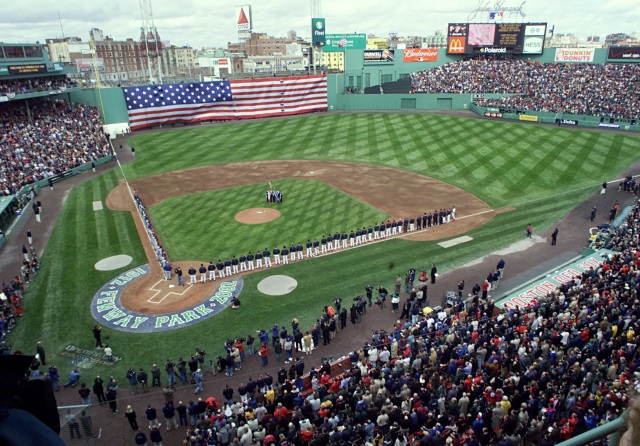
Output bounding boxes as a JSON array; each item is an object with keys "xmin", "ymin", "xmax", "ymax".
[
  {"xmin": 162, "ymin": 45, "xmax": 196, "ymax": 78},
  {"xmin": 88, "ymin": 28, "xmax": 148, "ymax": 84}
]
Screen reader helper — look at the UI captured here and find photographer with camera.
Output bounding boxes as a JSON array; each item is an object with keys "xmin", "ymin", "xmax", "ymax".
[
  {"xmin": 176, "ymin": 357, "xmax": 187, "ymax": 385},
  {"xmin": 165, "ymin": 358, "xmax": 176, "ymax": 388},
  {"xmin": 174, "ymin": 266, "xmax": 184, "ymax": 286},
  {"xmin": 366, "ymin": 285, "xmax": 374, "ymax": 307}
]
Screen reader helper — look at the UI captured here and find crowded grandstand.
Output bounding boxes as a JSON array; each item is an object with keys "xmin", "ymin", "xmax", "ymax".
[{"xmin": 410, "ymin": 57, "xmax": 640, "ymax": 119}]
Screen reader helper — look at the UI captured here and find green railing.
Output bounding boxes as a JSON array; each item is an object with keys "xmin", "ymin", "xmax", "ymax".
[{"xmin": 556, "ymin": 411, "xmax": 627, "ymax": 446}]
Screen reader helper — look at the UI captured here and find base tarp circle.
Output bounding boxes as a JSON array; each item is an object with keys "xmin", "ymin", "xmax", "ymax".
[{"xmin": 257, "ymin": 275, "xmax": 298, "ymax": 296}]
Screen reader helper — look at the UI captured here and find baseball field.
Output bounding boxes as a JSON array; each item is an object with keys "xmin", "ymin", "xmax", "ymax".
[{"xmin": 8, "ymin": 112, "xmax": 640, "ymax": 379}]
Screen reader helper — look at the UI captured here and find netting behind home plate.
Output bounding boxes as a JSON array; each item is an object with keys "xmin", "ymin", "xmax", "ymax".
[{"xmin": 58, "ymin": 404, "xmax": 101, "ymax": 445}]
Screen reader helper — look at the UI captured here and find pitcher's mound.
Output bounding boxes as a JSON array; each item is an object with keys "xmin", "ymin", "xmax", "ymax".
[
  {"xmin": 258, "ymin": 275, "xmax": 298, "ymax": 296},
  {"xmin": 235, "ymin": 208, "xmax": 281, "ymax": 224}
]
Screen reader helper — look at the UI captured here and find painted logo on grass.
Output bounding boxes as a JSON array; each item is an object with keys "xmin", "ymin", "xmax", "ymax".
[
  {"xmin": 59, "ymin": 344, "xmax": 121, "ymax": 369},
  {"xmin": 90, "ymin": 265, "xmax": 243, "ymax": 333}
]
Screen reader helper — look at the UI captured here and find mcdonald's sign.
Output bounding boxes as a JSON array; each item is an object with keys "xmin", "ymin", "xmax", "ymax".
[{"xmin": 448, "ymin": 37, "xmax": 466, "ymax": 54}]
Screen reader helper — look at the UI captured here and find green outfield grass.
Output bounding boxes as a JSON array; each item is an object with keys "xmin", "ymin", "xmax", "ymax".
[
  {"xmin": 150, "ymin": 179, "xmax": 388, "ymax": 261},
  {"xmin": 8, "ymin": 113, "xmax": 640, "ymax": 381},
  {"xmin": 124, "ymin": 114, "xmax": 638, "ymax": 208}
]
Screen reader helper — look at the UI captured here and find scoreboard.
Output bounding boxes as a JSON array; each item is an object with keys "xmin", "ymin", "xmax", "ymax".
[{"xmin": 447, "ymin": 22, "xmax": 546, "ymax": 55}]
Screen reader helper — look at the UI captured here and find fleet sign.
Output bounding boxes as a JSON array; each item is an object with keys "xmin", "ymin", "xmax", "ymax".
[{"xmin": 312, "ymin": 18, "xmax": 326, "ymax": 47}]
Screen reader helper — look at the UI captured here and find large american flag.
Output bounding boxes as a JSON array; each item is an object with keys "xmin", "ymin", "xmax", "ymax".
[{"xmin": 123, "ymin": 75, "xmax": 327, "ymax": 131}]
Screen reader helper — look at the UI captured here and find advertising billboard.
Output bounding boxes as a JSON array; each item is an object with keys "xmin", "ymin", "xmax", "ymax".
[
  {"xmin": 608, "ymin": 47, "xmax": 640, "ymax": 60},
  {"xmin": 76, "ymin": 58, "xmax": 105, "ymax": 73},
  {"xmin": 8, "ymin": 64, "xmax": 47, "ymax": 75},
  {"xmin": 447, "ymin": 22, "xmax": 546, "ymax": 55},
  {"xmin": 312, "ymin": 18, "xmax": 326, "ymax": 46},
  {"xmin": 363, "ymin": 49, "xmax": 395, "ymax": 63},
  {"xmin": 324, "ymin": 34, "xmax": 366, "ymax": 52},
  {"xmin": 403, "ymin": 48, "xmax": 438, "ymax": 62},
  {"xmin": 554, "ymin": 48, "xmax": 595, "ymax": 62},
  {"xmin": 235, "ymin": 5, "xmax": 252, "ymax": 32}
]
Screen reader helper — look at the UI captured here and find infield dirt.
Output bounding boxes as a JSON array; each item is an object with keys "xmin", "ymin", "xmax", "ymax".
[{"xmin": 106, "ymin": 160, "xmax": 499, "ymax": 314}]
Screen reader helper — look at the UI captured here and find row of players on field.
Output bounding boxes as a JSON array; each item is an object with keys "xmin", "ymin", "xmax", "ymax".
[{"xmin": 164, "ymin": 210, "xmax": 456, "ymax": 281}]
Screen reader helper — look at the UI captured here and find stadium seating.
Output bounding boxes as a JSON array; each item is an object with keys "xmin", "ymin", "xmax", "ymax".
[
  {"xmin": 0, "ymin": 98, "xmax": 110, "ymax": 195},
  {"xmin": 410, "ymin": 56, "xmax": 640, "ymax": 119}
]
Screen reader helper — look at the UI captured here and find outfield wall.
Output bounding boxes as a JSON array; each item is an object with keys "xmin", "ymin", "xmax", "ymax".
[
  {"xmin": 76, "ymin": 47, "xmax": 636, "ymax": 124},
  {"xmin": 69, "ymin": 87, "xmax": 129, "ymax": 125},
  {"xmin": 470, "ymin": 103, "xmax": 640, "ymax": 132}
]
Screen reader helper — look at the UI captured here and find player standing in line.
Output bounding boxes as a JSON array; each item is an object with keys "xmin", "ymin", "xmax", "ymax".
[
  {"xmin": 188, "ymin": 266, "xmax": 197, "ymax": 284},
  {"xmin": 263, "ymin": 248, "xmax": 272, "ymax": 268},
  {"xmin": 208, "ymin": 261, "xmax": 216, "ymax": 281},
  {"xmin": 199, "ymin": 264, "xmax": 207, "ymax": 283}
]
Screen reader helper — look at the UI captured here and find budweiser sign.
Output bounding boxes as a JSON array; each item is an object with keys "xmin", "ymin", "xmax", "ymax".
[{"xmin": 403, "ymin": 48, "xmax": 438, "ymax": 62}]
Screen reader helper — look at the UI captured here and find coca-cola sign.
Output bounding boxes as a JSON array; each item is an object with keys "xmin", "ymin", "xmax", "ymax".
[{"xmin": 403, "ymin": 48, "xmax": 438, "ymax": 62}]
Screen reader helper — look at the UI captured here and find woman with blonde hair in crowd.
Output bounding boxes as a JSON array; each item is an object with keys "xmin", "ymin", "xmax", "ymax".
[{"xmin": 621, "ymin": 395, "xmax": 640, "ymax": 446}]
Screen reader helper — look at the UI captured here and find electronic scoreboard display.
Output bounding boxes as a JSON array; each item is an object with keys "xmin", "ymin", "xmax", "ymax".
[{"xmin": 447, "ymin": 22, "xmax": 546, "ymax": 55}]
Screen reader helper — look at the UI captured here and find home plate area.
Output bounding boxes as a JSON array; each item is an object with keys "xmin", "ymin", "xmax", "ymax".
[{"xmin": 90, "ymin": 265, "xmax": 244, "ymax": 333}]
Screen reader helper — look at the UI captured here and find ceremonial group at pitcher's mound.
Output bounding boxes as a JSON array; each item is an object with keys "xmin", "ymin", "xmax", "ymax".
[{"xmin": 103, "ymin": 159, "xmax": 499, "ymax": 326}]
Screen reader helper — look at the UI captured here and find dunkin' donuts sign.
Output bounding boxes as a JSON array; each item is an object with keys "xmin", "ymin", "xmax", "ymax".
[{"xmin": 403, "ymin": 48, "xmax": 438, "ymax": 62}]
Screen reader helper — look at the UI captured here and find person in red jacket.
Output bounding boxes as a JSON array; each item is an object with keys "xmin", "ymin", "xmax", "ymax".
[
  {"xmin": 259, "ymin": 343, "xmax": 268, "ymax": 367},
  {"xmin": 273, "ymin": 403, "xmax": 291, "ymax": 420}
]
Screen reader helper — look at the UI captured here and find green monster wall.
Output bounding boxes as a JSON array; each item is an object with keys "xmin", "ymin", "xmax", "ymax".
[
  {"xmin": 70, "ymin": 87, "xmax": 129, "ymax": 125},
  {"xmin": 81, "ymin": 47, "xmax": 629, "ymax": 123}
]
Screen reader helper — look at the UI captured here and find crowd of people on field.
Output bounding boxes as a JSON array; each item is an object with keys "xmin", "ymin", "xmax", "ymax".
[
  {"xmin": 162, "ymin": 209, "xmax": 458, "ymax": 287},
  {"xmin": 409, "ymin": 56, "xmax": 640, "ymax": 120},
  {"xmin": 133, "ymin": 192, "xmax": 168, "ymax": 267},
  {"xmin": 0, "ymin": 76, "xmax": 77, "ymax": 96},
  {"xmin": 0, "ymin": 98, "xmax": 111, "ymax": 195}
]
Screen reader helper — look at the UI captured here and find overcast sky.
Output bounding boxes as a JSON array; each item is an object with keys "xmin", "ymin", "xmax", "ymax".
[{"xmin": 1, "ymin": 0, "xmax": 638, "ymax": 48}]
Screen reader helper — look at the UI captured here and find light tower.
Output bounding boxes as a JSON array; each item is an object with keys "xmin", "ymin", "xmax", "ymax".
[
  {"xmin": 310, "ymin": 0, "xmax": 322, "ymax": 75},
  {"xmin": 310, "ymin": 0, "xmax": 321, "ymax": 18},
  {"xmin": 139, "ymin": 0, "xmax": 163, "ymax": 84}
]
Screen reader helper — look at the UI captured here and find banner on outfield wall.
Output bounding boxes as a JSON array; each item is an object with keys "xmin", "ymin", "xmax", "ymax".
[
  {"xmin": 608, "ymin": 46, "xmax": 640, "ymax": 60},
  {"xmin": 556, "ymin": 118, "xmax": 578, "ymax": 125},
  {"xmin": 497, "ymin": 250, "xmax": 615, "ymax": 309},
  {"xmin": 554, "ymin": 48, "xmax": 595, "ymax": 62},
  {"xmin": 403, "ymin": 48, "xmax": 438, "ymax": 62},
  {"xmin": 364, "ymin": 49, "xmax": 395, "ymax": 62},
  {"xmin": 519, "ymin": 114, "xmax": 538, "ymax": 122},
  {"xmin": 484, "ymin": 111, "xmax": 503, "ymax": 118},
  {"xmin": 599, "ymin": 123, "xmax": 621, "ymax": 129}
]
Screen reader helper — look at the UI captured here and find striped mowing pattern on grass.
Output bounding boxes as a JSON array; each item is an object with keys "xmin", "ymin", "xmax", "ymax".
[
  {"xmin": 149, "ymin": 178, "xmax": 389, "ymax": 261},
  {"xmin": 126, "ymin": 114, "xmax": 640, "ymax": 208},
  {"xmin": 7, "ymin": 113, "xmax": 640, "ymax": 383}
]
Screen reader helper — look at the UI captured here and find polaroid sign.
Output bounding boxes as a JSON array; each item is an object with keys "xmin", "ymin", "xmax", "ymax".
[
  {"xmin": 479, "ymin": 47, "xmax": 507, "ymax": 54},
  {"xmin": 312, "ymin": 18, "xmax": 326, "ymax": 46}
]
